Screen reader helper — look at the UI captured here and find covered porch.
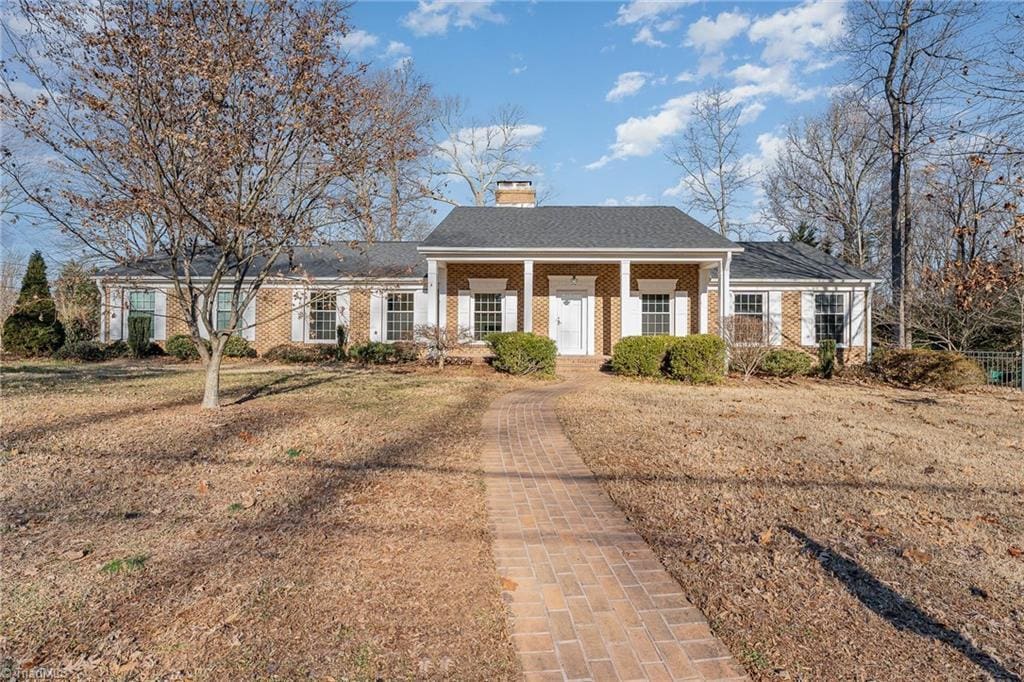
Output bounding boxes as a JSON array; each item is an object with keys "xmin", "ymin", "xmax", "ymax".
[{"xmin": 422, "ymin": 251, "xmax": 737, "ymax": 356}]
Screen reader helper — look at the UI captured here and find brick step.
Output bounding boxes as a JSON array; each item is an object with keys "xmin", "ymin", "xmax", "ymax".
[{"xmin": 555, "ymin": 355, "xmax": 610, "ymax": 369}]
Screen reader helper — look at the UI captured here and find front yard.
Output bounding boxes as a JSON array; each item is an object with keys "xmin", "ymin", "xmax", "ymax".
[
  {"xmin": 557, "ymin": 378, "xmax": 1024, "ymax": 680},
  {"xmin": 0, "ymin": 362, "xmax": 523, "ymax": 679}
]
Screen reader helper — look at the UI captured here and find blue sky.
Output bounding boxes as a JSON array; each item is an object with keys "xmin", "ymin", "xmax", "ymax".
[
  {"xmin": 2, "ymin": 0, "xmax": 852, "ymax": 261},
  {"xmin": 343, "ymin": 0, "xmax": 848, "ymax": 232}
]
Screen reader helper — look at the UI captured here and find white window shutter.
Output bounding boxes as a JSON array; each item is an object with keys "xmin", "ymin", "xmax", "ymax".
[
  {"xmin": 413, "ymin": 289, "xmax": 429, "ymax": 332},
  {"xmin": 242, "ymin": 295, "xmax": 256, "ymax": 341},
  {"xmin": 769, "ymin": 291, "xmax": 783, "ymax": 346},
  {"xmin": 198, "ymin": 293, "xmax": 211, "ymax": 340},
  {"xmin": 673, "ymin": 290, "xmax": 688, "ymax": 336},
  {"xmin": 108, "ymin": 288, "xmax": 124, "ymax": 341},
  {"xmin": 623, "ymin": 291, "xmax": 642, "ymax": 337},
  {"xmin": 457, "ymin": 290, "xmax": 471, "ymax": 334},
  {"xmin": 800, "ymin": 292, "xmax": 816, "ymax": 346},
  {"xmin": 290, "ymin": 288, "xmax": 306, "ymax": 342},
  {"xmin": 851, "ymin": 289, "xmax": 865, "ymax": 346},
  {"xmin": 152, "ymin": 289, "xmax": 167, "ymax": 341},
  {"xmin": 338, "ymin": 290, "xmax": 350, "ymax": 329},
  {"xmin": 369, "ymin": 290, "xmax": 383, "ymax": 342},
  {"xmin": 502, "ymin": 290, "xmax": 518, "ymax": 332}
]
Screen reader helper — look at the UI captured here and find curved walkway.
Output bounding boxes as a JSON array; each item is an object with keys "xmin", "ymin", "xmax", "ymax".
[{"xmin": 482, "ymin": 376, "xmax": 747, "ymax": 681}]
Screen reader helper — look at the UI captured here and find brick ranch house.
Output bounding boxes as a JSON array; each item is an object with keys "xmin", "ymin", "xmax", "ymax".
[{"xmin": 97, "ymin": 181, "xmax": 881, "ymax": 362}]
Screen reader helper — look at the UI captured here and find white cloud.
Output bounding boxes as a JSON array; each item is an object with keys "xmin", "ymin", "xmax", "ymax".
[
  {"xmin": 437, "ymin": 123, "xmax": 545, "ymax": 168},
  {"xmin": 337, "ymin": 29, "xmax": 379, "ymax": 54},
  {"xmin": 675, "ymin": 70, "xmax": 697, "ymax": 83},
  {"xmin": 686, "ymin": 10, "xmax": 750, "ymax": 53},
  {"xmin": 510, "ymin": 65, "xmax": 528, "ymax": 76},
  {"xmin": 728, "ymin": 62, "xmax": 818, "ymax": 102},
  {"xmin": 748, "ymin": 0, "xmax": 846, "ymax": 64},
  {"xmin": 587, "ymin": 92, "xmax": 699, "ymax": 169},
  {"xmin": 697, "ymin": 53, "xmax": 726, "ymax": 77},
  {"xmin": 614, "ymin": 1, "xmax": 688, "ymax": 26},
  {"xmin": 402, "ymin": 0, "xmax": 505, "ymax": 37},
  {"xmin": 741, "ymin": 131, "xmax": 786, "ymax": 176},
  {"xmin": 603, "ymin": 194, "xmax": 655, "ymax": 206},
  {"xmin": 606, "ymin": 71, "xmax": 651, "ymax": 102},
  {"xmin": 737, "ymin": 101, "xmax": 766, "ymax": 125},
  {"xmin": 385, "ymin": 40, "xmax": 411, "ymax": 57},
  {"xmin": 632, "ymin": 26, "xmax": 666, "ymax": 48}
]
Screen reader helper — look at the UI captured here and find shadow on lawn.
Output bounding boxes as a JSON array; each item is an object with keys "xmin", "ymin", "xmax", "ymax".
[{"xmin": 784, "ymin": 526, "xmax": 1020, "ymax": 681}]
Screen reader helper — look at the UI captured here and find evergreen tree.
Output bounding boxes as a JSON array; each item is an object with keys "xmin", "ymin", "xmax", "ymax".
[{"xmin": 1, "ymin": 251, "xmax": 65, "ymax": 355}]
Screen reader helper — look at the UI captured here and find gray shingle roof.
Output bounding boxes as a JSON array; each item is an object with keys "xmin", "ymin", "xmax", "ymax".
[
  {"xmin": 99, "ymin": 241, "xmax": 425, "ymax": 279},
  {"xmin": 732, "ymin": 241, "xmax": 880, "ymax": 281},
  {"xmin": 420, "ymin": 206, "xmax": 738, "ymax": 250}
]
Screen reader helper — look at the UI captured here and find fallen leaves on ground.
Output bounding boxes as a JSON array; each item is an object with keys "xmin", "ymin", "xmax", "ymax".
[
  {"xmin": 558, "ymin": 377, "xmax": 1024, "ymax": 681},
  {"xmin": 1, "ymin": 363, "xmax": 525, "ymax": 680}
]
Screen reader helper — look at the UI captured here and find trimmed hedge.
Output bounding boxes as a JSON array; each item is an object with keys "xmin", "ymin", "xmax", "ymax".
[
  {"xmin": 610, "ymin": 335, "xmax": 674, "ymax": 377},
  {"xmin": 223, "ymin": 335, "xmax": 256, "ymax": 358},
  {"xmin": 349, "ymin": 341, "xmax": 398, "ymax": 364},
  {"xmin": 760, "ymin": 349, "xmax": 813, "ymax": 377},
  {"xmin": 166, "ymin": 334, "xmax": 200, "ymax": 361},
  {"xmin": 870, "ymin": 348, "xmax": 985, "ymax": 390},
  {"xmin": 486, "ymin": 332, "xmax": 557, "ymax": 376},
  {"xmin": 53, "ymin": 340, "xmax": 107, "ymax": 362},
  {"xmin": 263, "ymin": 343, "xmax": 335, "ymax": 364},
  {"xmin": 666, "ymin": 334, "xmax": 726, "ymax": 384}
]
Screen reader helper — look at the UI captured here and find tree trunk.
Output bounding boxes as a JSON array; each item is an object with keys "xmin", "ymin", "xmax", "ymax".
[{"xmin": 201, "ymin": 348, "xmax": 223, "ymax": 409}]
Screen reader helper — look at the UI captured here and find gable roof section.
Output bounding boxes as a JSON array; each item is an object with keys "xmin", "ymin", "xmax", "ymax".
[
  {"xmin": 421, "ymin": 206, "xmax": 739, "ymax": 250},
  {"xmin": 732, "ymin": 241, "xmax": 880, "ymax": 282},
  {"xmin": 98, "ymin": 241, "xmax": 426, "ymax": 280}
]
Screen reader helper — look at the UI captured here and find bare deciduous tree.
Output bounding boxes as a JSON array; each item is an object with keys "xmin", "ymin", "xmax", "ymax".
[
  {"xmin": 433, "ymin": 99, "xmax": 541, "ymax": 206},
  {"xmin": 842, "ymin": 0, "xmax": 977, "ymax": 347},
  {"xmin": 1, "ymin": 0, "xmax": 415, "ymax": 407},
  {"xmin": 341, "ymin": 65, "xmax": 439, "ymax": 242},
  {"xmin": 763, "ymin": 94, "xmax": 888, "ymax": 268},
  {"xmin": 722, "ymin": 314, "xmax": 779, "ymax": 381},
  {"xmin": 667, "ymin": 85, "xmax": 753, "ymax": 238},
  {"xmin": 414, "ymin": 323, "xmax": 470, "ymax": 369}
]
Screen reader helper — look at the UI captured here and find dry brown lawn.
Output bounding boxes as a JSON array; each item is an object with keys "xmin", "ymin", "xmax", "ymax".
[
  {"xmin": 0, "ymin": 361, "xmax": 524, "ymax": 680},
  {"xmin": 557, "ymin": 376, "xmax": 1024, "ymax": 681}
]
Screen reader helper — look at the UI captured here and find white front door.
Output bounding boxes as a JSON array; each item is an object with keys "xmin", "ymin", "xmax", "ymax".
[{"xmin": 555, "ymin": 291, "xmax": 586, "ymax": 355}]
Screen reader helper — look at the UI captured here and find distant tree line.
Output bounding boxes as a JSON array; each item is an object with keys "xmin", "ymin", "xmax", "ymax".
[{"xmin": 668, "ymin": 1, "xmax": 1023, "ymax": 353}]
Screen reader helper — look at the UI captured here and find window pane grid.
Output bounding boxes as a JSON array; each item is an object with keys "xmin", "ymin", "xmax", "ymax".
[
  {"xmin": 733, "ymin": 293, "xmax": 765, "ymax": 344},
  {"xmin": 309, "ymin": 292, "xmax": 337, "ymax": 341},
  {"xmin": 386, "ymin": 293, "xmax": 414, "ymax": 341},
  {"xmin": 641, "ymin": 294, "xmax": 671, "ymax": 336},
  {"xmin": 127, "ymin": 291, "xmax": 155, "ymax": 337},
  {"xmin": 473, "ymin": 293, "xmax": 503, "ymax": 340},
  {"xmin": 814, "ymin": 293, "xmax": 845, "ymax": 345},
  {"xmin": 216, "ymin": 291, "xmax": 236, "ymax": 332}
]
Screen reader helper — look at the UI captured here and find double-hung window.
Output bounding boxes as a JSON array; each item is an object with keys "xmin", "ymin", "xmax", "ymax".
[
  {"xmin": 386, "ymin": 292, "xmax": 414, "ymax": 341},
  {"xmin": 127, "ymin": 290, "xmax": 155, "ymax": 339},
  {"xmin": 308, "ymin": 291, "xmax": 337, "ymax": 342},
  {"xmin": 814, "ymin": 293, "xmax": 846, "ymax": 345},
  {"xmin": 733, "ymin": 293, "xmax": 766, "ymax": 344},
  {"xmin": 640, "ymin": 294, "xmax": 671, "ymax": 336},
  {"xmin": 215, "ymin": 291, "xmax": 242, "ymax": 333},
  {"xmin": 472, "ymin": 293, "xmax": 503, "ymax": 340}
]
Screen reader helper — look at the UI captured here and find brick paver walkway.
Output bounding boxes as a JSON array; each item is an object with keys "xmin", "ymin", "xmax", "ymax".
[{"xmin": 482, "ymin": 377, "xmax": 748, "ymax": 682}]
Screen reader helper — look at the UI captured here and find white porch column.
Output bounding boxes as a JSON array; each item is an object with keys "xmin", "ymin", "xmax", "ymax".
[
  {"xmin": 522, "ymin": 260, "xmax": 533, "ymax": 333},
  {"xmin": 426, "ymin": 259, "xmax": 439, "ymax": 327},
  {"xmin": 698, "ymin": 266, "xmax": 710, "ymax": 334},
  {"xmin": 865, "ymin": 283, "xmax": 873, "ymax": 361},
  {"xmin": 619, "ymin": 259, "xmax": 630, "ymax": 339},
  {"xmin": 438, "ymin": 262, "xmax": 448, "ymax": 329},
  {"xmin": 718, "ymin": 254, "xmax": 732, "ymax": 334}
]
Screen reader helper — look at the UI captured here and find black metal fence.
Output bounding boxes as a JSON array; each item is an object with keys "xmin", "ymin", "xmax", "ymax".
[{"xmin": 964, "ymin": 351, "xmax": 1023, "ymax": 390}]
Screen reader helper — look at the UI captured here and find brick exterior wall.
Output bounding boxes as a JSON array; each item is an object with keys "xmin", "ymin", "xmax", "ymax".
[{"xmin": 101, "ymin": 273, "xmax": 869, "ymax": 363}]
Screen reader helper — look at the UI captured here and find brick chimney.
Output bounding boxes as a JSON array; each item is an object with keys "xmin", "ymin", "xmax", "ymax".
[{"xmin": 494, "ymin": 180, "xmax": 536, "ymax": 207}]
